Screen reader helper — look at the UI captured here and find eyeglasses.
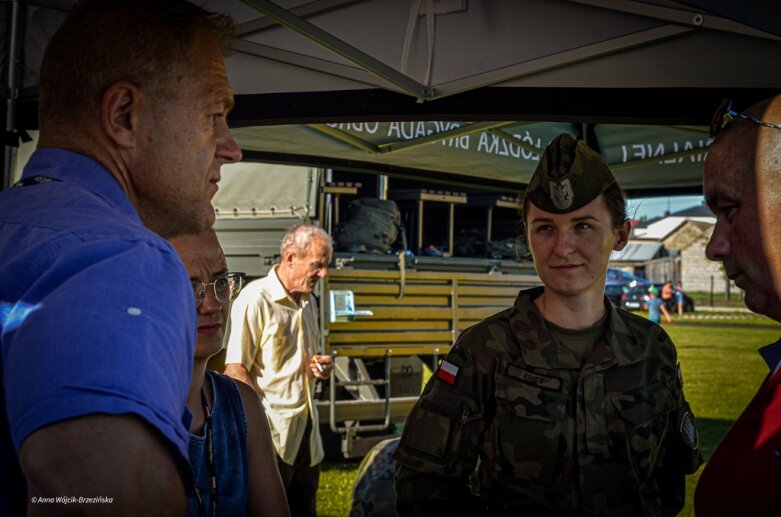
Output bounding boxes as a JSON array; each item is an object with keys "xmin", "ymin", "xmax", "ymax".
[
  {"xmin": 191, "ymin": 272, "xmax": 245, "ymax": 307},
  {"xmin": 710, "ymin": 98, "xmax": 781, "ymax": 137}
]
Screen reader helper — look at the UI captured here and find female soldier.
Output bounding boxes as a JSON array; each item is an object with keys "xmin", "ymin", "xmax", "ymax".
[
  {"xmin": 170, "ymin": 230, "xmax": 290, "ymax": 517},
  {"xmin": 395, "ymin": 134, "xmax": 702, "ymax": 516}
]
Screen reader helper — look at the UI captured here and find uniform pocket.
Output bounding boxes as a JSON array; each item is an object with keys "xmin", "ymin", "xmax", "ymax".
[
  {"xmin": 493, "ymin": 372, "xmax": 569, "ymax": 484},
  {"xmin": 399, "ymin": 390, "xmax": 480, "ymax": 472},
  {"xmin": 612, "ymin": 383, "xmax": 675, "ymax": 424},
  {"xmin": 611, "ymin": 383, "xmax": 675, "ymax": 481}
]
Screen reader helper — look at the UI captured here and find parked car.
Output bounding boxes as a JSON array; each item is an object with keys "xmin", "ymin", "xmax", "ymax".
[
  {"xmin": 605, "ymin": 267, "xmax": 649, "ymax": 306},
  {"xmin": 621, "ymin": 284, "xmax": 652, "ymax": 311},
  {"xmin": 622, "ymin": 283, "xmax": 695, "ymax": 312}
]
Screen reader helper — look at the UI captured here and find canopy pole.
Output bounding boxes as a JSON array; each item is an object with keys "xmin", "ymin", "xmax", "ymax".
[
  {"xmin": 324, "ymin": 168, "xmax": 334, "ymax": 234},
  {"xmin": 3, "ymin": 0, "xmax": 25, "ymax": 191},
  {"xmin": 242, "ymin": 0, "xmax": 431, "ymax": 100}
]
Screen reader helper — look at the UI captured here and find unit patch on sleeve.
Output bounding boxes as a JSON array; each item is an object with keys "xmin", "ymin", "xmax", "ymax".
[
  {"xmin": 679, "ymin": 410, "xmax": 699, "ymax": 450},
  {"xmin": 436, "ymin": 360, "xmax": 460, "ymax": 385}
]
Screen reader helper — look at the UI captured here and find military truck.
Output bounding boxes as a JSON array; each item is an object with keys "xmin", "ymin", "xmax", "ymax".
[{"xmin": 212, "ymin": 161, "xmax": 539, "ymax": 458}]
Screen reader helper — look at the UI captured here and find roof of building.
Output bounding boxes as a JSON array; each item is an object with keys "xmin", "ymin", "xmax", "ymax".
[
  {"xmin": 632, "ymin": 215, "xmax": 715, "ymax": 241},
  {"xmin": 611, "ymin": 241, "xmax": 665, "ymax": 263}
]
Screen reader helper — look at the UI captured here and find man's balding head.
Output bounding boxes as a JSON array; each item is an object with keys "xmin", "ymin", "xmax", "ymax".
[{"xmin": 704, "ymin": 95, "xmax": 781, "ymax": 320}]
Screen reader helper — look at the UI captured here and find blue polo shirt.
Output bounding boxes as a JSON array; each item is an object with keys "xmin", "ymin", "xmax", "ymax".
[{"xmin": 0, "ymin": 148, "xmax": 196, "ymax": 512}]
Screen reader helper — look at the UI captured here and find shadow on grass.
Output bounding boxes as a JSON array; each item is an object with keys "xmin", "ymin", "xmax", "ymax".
[{"xmin": 697, "ymin": 417, "xmax": 735, "ymax": 461}]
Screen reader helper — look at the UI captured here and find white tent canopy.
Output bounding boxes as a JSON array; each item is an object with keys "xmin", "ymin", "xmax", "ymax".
[{"xmin": 2, "ymin": 0, "xmax": 780, "ymax": 194}]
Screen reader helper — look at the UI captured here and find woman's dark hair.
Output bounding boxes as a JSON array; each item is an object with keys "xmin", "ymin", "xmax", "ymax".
[{"xmin": 601, "ymin": 182, "xmax": 630, "ymax": 228}]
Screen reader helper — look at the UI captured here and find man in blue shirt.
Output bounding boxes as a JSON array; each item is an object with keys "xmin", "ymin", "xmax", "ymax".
[{"xmin": 0, "ymin": 1, "xmax": 241, "ymax": 514}]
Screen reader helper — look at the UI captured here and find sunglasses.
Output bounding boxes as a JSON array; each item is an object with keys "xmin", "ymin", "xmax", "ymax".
[{"xmin": 710, "ymin": 98, "xmax": 781, "ymax": 137}]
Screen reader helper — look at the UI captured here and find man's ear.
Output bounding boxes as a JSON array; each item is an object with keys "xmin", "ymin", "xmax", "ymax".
[
  {"xmin": 282, "ymin": 250, "xmax": 294, "ymax": 268},
  {"xmin": 613, "ymin": 220, "xmax": 632, "ymax": 252},
  {"xmin": 100, "ymin": 81, "xmax": 142, "ymax": 149}
]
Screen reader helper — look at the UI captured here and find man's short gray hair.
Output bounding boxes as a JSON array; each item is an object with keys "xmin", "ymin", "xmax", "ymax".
[
  {"xmin": 281, "ymin": 224, "xmax": 333, "ymax": 258},
  {"xmin": 39, "ymin": 0, "xmax": 235, "ymax": 134}
]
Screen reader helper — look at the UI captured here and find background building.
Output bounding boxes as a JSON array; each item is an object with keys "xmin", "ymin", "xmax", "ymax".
[{"xmin": 611, "ymin": 205, "xmax": 737, "ymax": 295}]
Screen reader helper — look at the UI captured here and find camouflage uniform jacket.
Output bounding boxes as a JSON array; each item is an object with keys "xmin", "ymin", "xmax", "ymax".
[{"xmin": 395, "ymin": 287, "xmax": 702, "ymax": 516}]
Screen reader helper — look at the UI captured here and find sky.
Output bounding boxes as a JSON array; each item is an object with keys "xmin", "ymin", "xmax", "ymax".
[{"xmin": 626, "ymin": 195, "xmax": 706, "ymax": 222}]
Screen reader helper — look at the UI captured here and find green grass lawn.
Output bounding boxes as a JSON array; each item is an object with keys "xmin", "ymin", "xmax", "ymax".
[
  {"xmin": 666, "ymin": 321, "xmax": 780, "ymax": 516},
  {"xmin": 317, "ymin": 318, "xmax": 781, "ymax": 516},
  {"xmin": 317, "ymin": 462, "xmax": 362, "ymax": 517}
]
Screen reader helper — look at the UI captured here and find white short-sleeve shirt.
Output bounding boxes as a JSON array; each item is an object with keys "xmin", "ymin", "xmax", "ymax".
[{"xmin": 225, "ymin": 265, "xmax": 324, "ymax": 466}]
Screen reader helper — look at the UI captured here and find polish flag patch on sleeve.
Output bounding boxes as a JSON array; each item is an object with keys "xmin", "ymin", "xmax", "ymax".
[{"xmin": 437, "ymin": 360, "xmax": 459, "ymax": 385}]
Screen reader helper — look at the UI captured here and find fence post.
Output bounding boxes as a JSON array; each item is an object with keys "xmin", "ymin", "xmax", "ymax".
[{"xmin": 710, "ymin": 275, "xmax": 714, "ymax": 307}]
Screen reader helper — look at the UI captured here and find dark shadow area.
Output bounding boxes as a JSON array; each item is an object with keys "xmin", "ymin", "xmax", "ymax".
[{"xmin": 697, "ymin": 417, "xmax": 735, "ymax": 461}]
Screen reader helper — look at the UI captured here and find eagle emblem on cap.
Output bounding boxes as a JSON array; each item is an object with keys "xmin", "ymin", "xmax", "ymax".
[{"xmin": 549, "ymin": 179, "xmax": 573, "ymax": 210}]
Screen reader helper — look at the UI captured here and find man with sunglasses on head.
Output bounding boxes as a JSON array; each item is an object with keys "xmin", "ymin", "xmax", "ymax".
[
  {"xmin": 695, "ymin": 96, "xmax": 781, "ymax": 515},
  {"xmin": 224, "ymin": 224, "xmax": 334, "ymax": 517},
  {"xmin": 0, "ymin": 1, "xmax": 240, "ymax": 514}
]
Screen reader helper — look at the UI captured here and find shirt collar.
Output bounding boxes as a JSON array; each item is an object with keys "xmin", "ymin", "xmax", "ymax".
[
  {"xmin": 266, "ymin": 265, "xmax": 309, "ymax": 308},
  {"xmin": 265, "ymin": 265, "xmax": 290, "ymax": 302},
  {"xmin": 22, "ymin": 148, "xmax": 139, "ymax": 223},
  {"xmin": 601, "ymin": 299, "xmax": 645, "ymax": 365},
  {"xmin": 510, "ymin": 286, "xmax": 644, "ymax": 370},
  {"xmin": 759, "ymin": 338, "xmax": 781, "ymax": 375}
]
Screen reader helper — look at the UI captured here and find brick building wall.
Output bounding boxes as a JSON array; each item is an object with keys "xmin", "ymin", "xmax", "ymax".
[{"xmin": 680, "ymin": 228, "xmax": 736, "ymax": 295}]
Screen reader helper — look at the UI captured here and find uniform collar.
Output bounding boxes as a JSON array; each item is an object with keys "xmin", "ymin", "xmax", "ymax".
[{"xmin": 509, "ymin": 286, "xmax": 644, "ymax": 371}]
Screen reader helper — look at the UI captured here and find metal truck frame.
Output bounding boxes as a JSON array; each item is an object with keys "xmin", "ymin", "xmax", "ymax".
[{"xmin": 213, "ymin": 164, "xmax": 539, "ymax": 457}]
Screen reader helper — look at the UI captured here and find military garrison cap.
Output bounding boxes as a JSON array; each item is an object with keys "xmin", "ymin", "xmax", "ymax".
[{"xmin": 525, "ymin": 133, "xmax": 616, "ymax": 213}]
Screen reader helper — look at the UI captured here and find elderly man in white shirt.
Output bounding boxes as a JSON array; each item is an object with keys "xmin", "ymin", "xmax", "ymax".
[{"xmin": 225, "ymin": 224, "xmax": 334, "ymax": 517}]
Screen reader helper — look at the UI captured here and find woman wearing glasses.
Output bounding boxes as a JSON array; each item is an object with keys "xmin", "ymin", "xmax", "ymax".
[
  {"xmin": 170, "ymin": 229, "xmax": 289, "ymax": 517},
  {"xmin": 395, "ymin": 134, "xmax": 702, "ymax": 516}
]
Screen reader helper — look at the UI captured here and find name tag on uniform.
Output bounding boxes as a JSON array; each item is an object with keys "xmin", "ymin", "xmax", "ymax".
[{"xmin": 506, "ymin": 364, "xmax": 562, "ymax": 391}]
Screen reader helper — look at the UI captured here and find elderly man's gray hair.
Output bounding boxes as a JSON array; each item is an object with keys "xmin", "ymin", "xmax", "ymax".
[{"xmin": 281, "ymin": 224, "xmax": 333, "ymax": 257}]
